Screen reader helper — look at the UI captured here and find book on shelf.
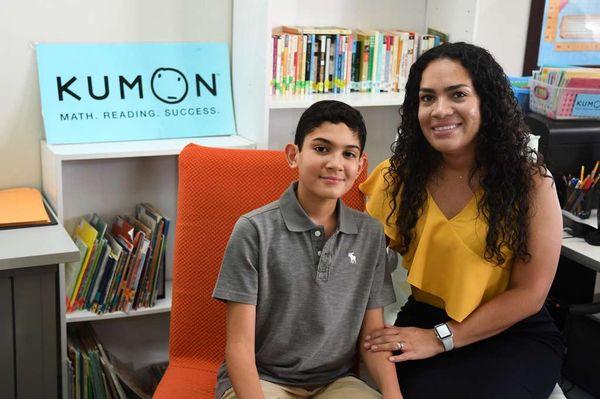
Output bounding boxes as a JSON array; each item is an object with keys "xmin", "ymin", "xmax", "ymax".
[
  {"xmin": 66, "ymin": 204, "xmax": 169, "ymax": 315},
  {"xmin": 355, "ymin": 31, "xmax": 372, "ymax": 92},
  {"xmin": 135, "ymin": 203, "xmax": 167, "ymax": 307},
  {"xmin": 280, "ymin": 25, "xmax": 352, "ymax": 35},
  {"xmin": 67, "ymin": 219, "xmax": 99, "ymax": 311},
  {"xmin": 270, "ymin": 26, "xmax": 442, "ymax": 97},
  {"xmin": 68, "ymin": 323, "xmax": 158, "ymax": 399},
  {"xmin": 139, "ymin": 202, "xmax": 170, "ymax": 302}
]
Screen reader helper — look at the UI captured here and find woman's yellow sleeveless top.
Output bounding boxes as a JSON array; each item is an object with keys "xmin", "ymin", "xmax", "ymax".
[{"xmin": 360, "ymin": 160, "xmax": 513, "ymax": 322}]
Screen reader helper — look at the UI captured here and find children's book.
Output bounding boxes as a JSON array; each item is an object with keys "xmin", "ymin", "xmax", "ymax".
[
  {"xmin": 68, "ymin": 218, "xmax": 98, "ymax": 310},
  {"xmin": 65, "ymin": 237, "xmax": 88, "ymax": 300},
  {"xmin": 281, "ymin": 25, "xmax": 351, "ymax": 35}
]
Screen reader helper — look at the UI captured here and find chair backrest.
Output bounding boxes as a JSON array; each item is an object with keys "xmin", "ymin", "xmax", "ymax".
[{"xmin": 168, "ymin": 144, "xmax": 367, "ymax": 369}]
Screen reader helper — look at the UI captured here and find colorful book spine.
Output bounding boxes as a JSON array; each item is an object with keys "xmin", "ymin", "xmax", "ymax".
[
  {"xmin": 308, "ymin": 34, "xmax": 316, "ymax": 94},
  {"xmin": 323, "ymin": 35, "xmax": 331, "ymax": 93},
  {"xmin": 357, "ymin": 33, "xmax": 369, "ymax": 92},
  {"xmin": 272, "ymin": 35, "xmax": 278, "ymax": 95},
  {"xmin": 351, "ymin": 36, "xmax": 360, "ymax": 92},
  {"xmin": 367, "ymin": 33, "xmax": 376, "ymax": 93},
  {"xmin": 317, "ymin": 35, "xmax": 326, "ymax": 93},
  {"xmin": 300, "ymin": 34, "xmax": 308, "ymax": 95},
  {"xmin": 345, "ymin": 35, "xmax": 353, "ymax": 94}
]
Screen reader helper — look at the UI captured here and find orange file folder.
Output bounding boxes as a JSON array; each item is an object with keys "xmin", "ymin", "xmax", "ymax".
[{"xmin": 0, "ymin": 187, "xmax": 51, "ymax": 227}]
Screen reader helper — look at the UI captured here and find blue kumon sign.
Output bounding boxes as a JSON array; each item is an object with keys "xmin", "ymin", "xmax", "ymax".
[
  {"xmin": 572, "ymin": 94, "xmax": 600, "ymax": 117},
  {"xmin": 36, "ymin": 42, "xmax": 236, "ymax": 144}
]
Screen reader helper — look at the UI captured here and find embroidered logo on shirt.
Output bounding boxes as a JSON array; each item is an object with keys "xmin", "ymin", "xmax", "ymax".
[{"xmin": 348, "ymin": 252, "xmax": 357, "ymax": 264}]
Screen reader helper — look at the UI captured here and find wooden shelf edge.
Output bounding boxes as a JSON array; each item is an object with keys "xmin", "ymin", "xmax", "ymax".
[{"xmin": 42, "ymin": 135, "xmax": 256, "ymax": 161}]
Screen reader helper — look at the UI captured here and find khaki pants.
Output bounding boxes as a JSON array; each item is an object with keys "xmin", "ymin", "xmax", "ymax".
[{"xmin": 221, "ymin": 376, "xmax": 381, "ymax": 399}]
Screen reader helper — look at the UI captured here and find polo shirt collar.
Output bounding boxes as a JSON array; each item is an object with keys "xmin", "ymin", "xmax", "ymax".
[{"xmin": 279, "ymin": 182, "xmax": 359, "ymax": 234}]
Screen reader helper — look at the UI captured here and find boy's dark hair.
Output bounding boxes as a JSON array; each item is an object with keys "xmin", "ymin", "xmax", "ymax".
[{"xmin": 294, "ymin": 100, "xmax": 367, "ymax": 153}]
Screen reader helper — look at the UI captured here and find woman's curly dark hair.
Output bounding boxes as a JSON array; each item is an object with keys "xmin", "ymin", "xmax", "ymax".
[{"xmin": 387, "ymin": 42, "xmax": 549, "ymax": 265}]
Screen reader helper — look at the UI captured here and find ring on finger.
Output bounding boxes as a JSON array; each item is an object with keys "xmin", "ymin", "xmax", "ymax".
[{"xmin": 396, "ymin": 341, "xmax": 405, "ymax": 351}]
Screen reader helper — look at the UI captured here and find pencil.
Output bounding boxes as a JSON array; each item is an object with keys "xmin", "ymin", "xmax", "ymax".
[
  {"xmin": 592, "ymin": 160, "xmax": 600, "ymax": 180},
  {"xmin": 580, "ymin": 165, "xmax": 585, "ymax": 182}
]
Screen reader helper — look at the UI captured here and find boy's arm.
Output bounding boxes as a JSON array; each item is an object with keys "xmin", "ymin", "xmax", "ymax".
[
  {"xmin": 360, "ymin": 308, "xmax": 403, "ymax": 399},
  {"xmin": 225, "ymin": 302, "xmax": 265, "ymax": 399}
]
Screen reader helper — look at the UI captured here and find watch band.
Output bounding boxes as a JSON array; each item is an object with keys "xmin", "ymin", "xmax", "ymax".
[{"xmin": 434, "ymin": 322, "xmax": 454, "ymax": 351}]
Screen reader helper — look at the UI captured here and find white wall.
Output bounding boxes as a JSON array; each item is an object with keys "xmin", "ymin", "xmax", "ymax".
[
  {"xmin": 427, "ymin": 0, "xmax": 532, "ymax": 76},
  {"xmin": 472, "ymin": 0, "xmax": 532, "ymax": 76},
  {"xmin": 0, "ymin": 0, "xmax": 232, "ymax": 190},
  {"xmin": 0, "ymin": 0, "xmax": 532, "ymax": 190}
]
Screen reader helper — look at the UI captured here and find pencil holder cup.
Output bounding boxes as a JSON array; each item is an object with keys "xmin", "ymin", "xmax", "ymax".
[
  {"xmin": 563, "ymin": 186, "xmax": 576, "ymax": 210},
  {"xmin": 578, "ymin": 190, "xmax": 595, "ymax": 219}
]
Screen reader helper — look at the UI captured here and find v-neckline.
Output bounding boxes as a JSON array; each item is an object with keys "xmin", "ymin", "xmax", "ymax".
[{"xmin": 427, "ymin": 188, "xmax": 478, "ymax": 222}]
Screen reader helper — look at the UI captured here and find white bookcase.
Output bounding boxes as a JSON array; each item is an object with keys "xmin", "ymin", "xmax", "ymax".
[
  {"xmin": 232, "ymin": 0, "xmax": 478, "ymax": 168},
  {"xmin": 40, "ymin": 135, "xmax": 254, "ymax": 398}
]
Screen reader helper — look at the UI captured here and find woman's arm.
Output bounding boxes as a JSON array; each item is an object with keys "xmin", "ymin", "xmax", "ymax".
[
  {"xmin": 365, "ymin": 174, "xmax": 562, "ymax": 361},
  {"xmin": 360, "ymin": 308, "xmax": 403, "ymax": 399},
  {"xmin": 225, "ymin": 302, "xmax": 265, "ymax": 399}
]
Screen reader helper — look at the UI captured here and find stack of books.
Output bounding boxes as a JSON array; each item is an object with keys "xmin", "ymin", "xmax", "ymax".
[
  {"xmin": 65, "ymin": 203, "xmax": 170, "ymax": 315},
  {"xmin": 0, "ymin": 187, "xmax": 51, "ymax": 228},
  {"xmin": 271, "ymin": 26, "xmax": 443, "ymax": 96},
  {"xmin": 68, "ymin": 324, "xmax": 165, "ymax": 398}
]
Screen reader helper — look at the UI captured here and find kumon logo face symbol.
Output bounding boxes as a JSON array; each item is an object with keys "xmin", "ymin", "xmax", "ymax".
[
  {"xmin": 55, "ymin": 67, "xmax": 217, "ymax": 104},
  {"xmin": 151, "ymin": 68, "xmax": 188, "ymax": 104}
]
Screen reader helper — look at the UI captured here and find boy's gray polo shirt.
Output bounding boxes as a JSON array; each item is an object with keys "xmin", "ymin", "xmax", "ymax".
[{"xmin": 212, "ymin": 183, "xmax": 396, "ymax": 398}]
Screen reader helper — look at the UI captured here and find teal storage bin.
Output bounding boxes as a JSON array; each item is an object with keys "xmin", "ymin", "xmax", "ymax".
[{"xmin": 509, "ymin": 76, "xmax": 531, "ymax": 113}]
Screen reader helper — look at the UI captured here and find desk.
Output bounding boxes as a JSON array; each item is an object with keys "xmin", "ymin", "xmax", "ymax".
[
  {"xmin": 547, "ymin": 214, "xmax": 600, "ymax": 330},
  {"xmin": 562, "ymin": 237, "xmax": 600, "ymax": 273},
  {"xmin": 559, "ymin": 236, "xmax": 600, "ymax": 398},
  {"xmin": 0, "ymin": 211, "xmax": 79, "ymax": 399},
  {"xmin": 561, "ymin": 209, "xmax": 600, "ymax": 278}
]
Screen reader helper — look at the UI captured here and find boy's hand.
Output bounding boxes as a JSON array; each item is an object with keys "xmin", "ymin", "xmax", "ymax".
[{"xmin": 364, "ymin": 324, "xmax": 444, "ymax": 362}]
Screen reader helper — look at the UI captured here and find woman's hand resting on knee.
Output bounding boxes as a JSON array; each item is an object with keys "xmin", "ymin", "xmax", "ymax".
[{"xmin": 364, "ymin": 324, "xmax": 445, "ymax": 362}]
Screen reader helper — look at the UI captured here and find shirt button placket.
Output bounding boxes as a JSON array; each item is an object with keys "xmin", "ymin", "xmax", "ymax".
[
  {"xmin": 314, "ymin": 228, "xmax": 328, "ymax": 281},
  {"xmin": 314, "ymin": 229, "xmax": 323, "ymax": 259}
]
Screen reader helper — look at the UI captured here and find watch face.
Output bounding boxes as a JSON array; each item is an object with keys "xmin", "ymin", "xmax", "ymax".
[{"xmin": 436, "ymin": 324, "xmax": 451, "ymax": 338}]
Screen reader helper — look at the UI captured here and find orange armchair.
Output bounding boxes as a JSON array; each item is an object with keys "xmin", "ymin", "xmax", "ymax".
[{"xmin": 153, "ymin": 144, "xmax": 367, "ymax": 398}]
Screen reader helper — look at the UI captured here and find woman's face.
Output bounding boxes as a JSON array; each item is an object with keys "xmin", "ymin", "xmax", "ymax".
[{"xmin": 417, "ymin": 58, "xmax": 481, "ymax": 158}]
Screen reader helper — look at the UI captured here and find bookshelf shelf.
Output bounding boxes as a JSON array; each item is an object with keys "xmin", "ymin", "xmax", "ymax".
[
  {"xmin": 269, "ymin": 92, "xmax": 405, "ymax": 109},
  {"xmin": 42, "ymin": 135, "xmax": 255, "ymax": 161},
  {"xmin": 65, "ymin": 280, "xmax": 172, "ymax": 323}
]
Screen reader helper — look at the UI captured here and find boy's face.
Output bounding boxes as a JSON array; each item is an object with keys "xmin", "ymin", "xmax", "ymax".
[{"xmin": 285, "ymin": 122, "xmax": 365, "ymax": 203}]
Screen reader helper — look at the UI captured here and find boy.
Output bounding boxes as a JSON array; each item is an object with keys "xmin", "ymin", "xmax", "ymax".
[{"xmin": 213, "ymin": 100, "xmax": 401, "ymax": 399}]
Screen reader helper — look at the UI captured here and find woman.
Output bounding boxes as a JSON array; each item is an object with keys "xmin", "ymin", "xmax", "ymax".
[{"xmin": 360, "ymin": 42, "xmax": 564, "ymax": 398}]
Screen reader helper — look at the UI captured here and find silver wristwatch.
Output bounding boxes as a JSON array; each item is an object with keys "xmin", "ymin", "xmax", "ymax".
[{"xmin": 434, "ymin": 322, "xmax": 454, "ymax": 351}]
